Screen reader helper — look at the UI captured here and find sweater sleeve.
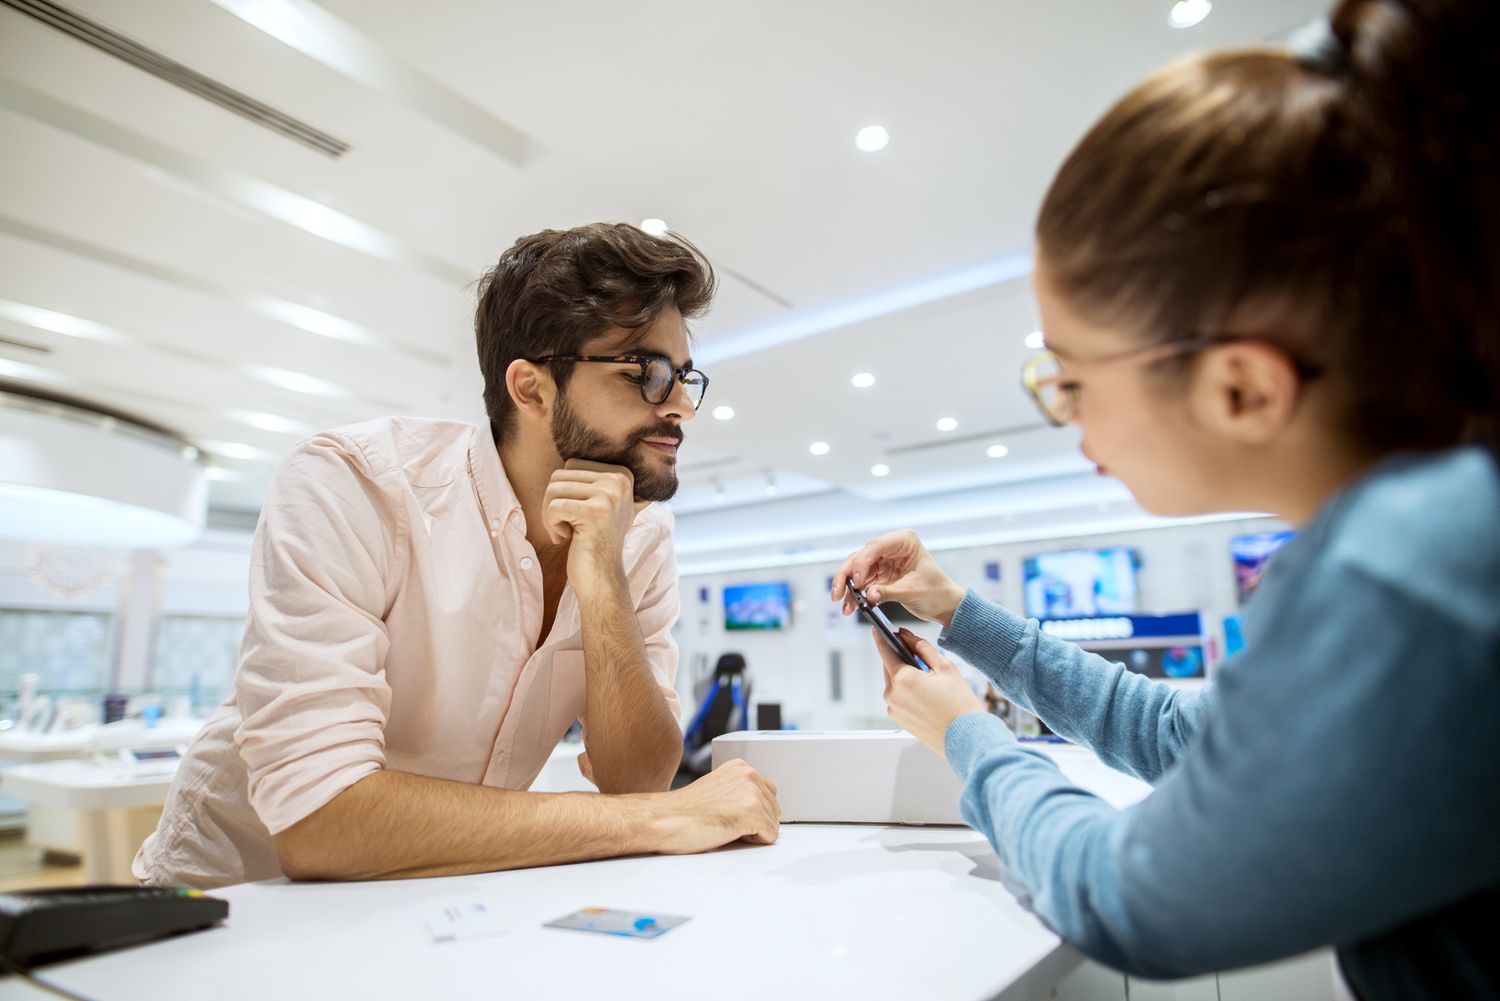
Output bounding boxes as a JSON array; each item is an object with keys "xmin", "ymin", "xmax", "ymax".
[
  {"xmin": 941, "ymin": 565, "xmax": 1500, "ymax": 977},
  {"xmin": 939, "ymin": 591, "xmax": 1213, "ymax": 783}
]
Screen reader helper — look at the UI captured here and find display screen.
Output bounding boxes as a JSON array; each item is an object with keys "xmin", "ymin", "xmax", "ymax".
[
  {"xmin": 1230, "ymin": 531, "xmax": 1296, "ymax": 604},
  {"xmin": 1120, "ymin": 645, "xmax": 1205, "ymax": 679},
  {"xmin": 1022, "ymin": 548, "xmax": 1140, "ymax": 619},
  {"xmin": 877, "ymin": 600, "xmax": 922, "ymax": 625},
  {"xmin": 723, "ymin": 583, "xmax": 792, "ymax": 630}
]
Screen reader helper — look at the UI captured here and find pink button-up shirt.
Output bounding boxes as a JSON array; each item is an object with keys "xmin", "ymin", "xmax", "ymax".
[{"xmin": 135, "ymin": 417, "xmax": 681, "ymax": 888}]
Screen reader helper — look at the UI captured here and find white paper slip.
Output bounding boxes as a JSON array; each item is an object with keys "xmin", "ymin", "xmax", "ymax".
[{"xmin": 423, "ymin": 901, "xmax": 508, "ymax": 942}]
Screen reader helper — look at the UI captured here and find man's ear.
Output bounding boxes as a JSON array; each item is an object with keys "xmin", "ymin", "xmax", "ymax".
[
  {"xmin": 505, "ymin": 359, "xmax": 554, "ymax": 424},
  {"xmin": 1188, "ymin": 341, "xmax": 1302, "ymax": 446}
]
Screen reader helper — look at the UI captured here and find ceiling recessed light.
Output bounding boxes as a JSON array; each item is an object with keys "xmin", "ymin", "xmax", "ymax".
[
  {"xmin": 986, "ymin": 444, "xmax": 1010, "ymax": 459},
  {"xmin": 712, "ymin": 405, "xmax": 735, "ymax": 421},
  {"xmin": 870, "ymin": 463, "xmax": 891, "ymax": 477},
  {"xmin": 1024, "ymin": 331, "xmax": 1045, "ymax": 350},
  {"xmin": 1168, "ymin": 0, "xmax": 1211, "ymax": 29},
  {"xmin": 640, "ymin": 218, "xmax": 669, "ymax": 236},
  {"xmin": 936, "ymin": 417, "xmax": 958, "ymax": 432},
  {"xmin": 850, "ymin": 372, "xmax": 876, "ymax": 389},
  {"xmin": 809, "ymin": 441, "xmax": 831, "ymax": 456},
  {"xmin": 854, "ymin": 125, "xmax": 889, "ymax": 153}
]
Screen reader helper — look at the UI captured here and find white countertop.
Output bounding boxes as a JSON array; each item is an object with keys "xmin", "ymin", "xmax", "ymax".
[
  {"xmin": 0, "ymin": 758, "xmax": 179, "ymax": 810},
  {"xmin": 0, "ymin": 823, "xmax": 1079, "ymax": 1001},
  {"xmin": 0, "ymin": 739, "xmax": 1150, "ymax": 1001},
  {"xmin": 0, "ymin": 717, "xmax": 204, "ymax": 765}
]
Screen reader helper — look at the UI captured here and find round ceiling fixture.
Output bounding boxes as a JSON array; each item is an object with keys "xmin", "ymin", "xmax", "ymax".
[
  {"xmin": 1168, "ymin": 0, "xmax": 1211, "ymax": 29},
  {"xmin": 854, "ymin": 125, "xmax": 889, "ymax": 152},
  {"xmin": 0, "ymin": 387, "xmax": 207, "ymax": 548},
  {"xmin": 640, "ymin": 218, "xmax": 669, "ymax": 236}
]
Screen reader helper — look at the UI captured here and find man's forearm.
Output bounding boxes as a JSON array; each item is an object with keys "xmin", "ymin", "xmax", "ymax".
[
  {"xmin": 272, "ymin": 769, "xmax": 667, "ymax": 881},
  {"xmin": 577, "ymin": 569, "xmax": 683, "ymax": 793}
]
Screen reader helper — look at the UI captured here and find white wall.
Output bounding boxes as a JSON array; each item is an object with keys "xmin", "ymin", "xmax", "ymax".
[{"xmin": 673, "ymin": 514, "xmax": 1286, "ymax": 731}]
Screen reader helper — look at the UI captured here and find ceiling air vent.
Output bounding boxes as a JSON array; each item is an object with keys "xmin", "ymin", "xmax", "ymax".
[
  {"xmin": 3, "ymin": 0, "xmax": 350, "ymax": 158},
  {"xmin": 0, "ymin": 333, "xmax": 52, "ymax": 354}
]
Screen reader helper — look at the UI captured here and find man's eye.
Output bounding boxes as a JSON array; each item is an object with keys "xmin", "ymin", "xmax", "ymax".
[{"xmin": 620, "ymin": 372, "xmax": 645, "ymax": 385}]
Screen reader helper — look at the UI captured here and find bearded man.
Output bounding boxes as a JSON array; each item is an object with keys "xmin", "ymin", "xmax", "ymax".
[{"xmin": 136, "ymin": 223, "xmax": 780, "ymax": 888}]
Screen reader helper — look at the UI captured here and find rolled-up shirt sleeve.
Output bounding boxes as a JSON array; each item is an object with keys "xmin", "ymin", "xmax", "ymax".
[{"xmin": 234, "ymin": 434, "xmax": 404, "ymax": 835}]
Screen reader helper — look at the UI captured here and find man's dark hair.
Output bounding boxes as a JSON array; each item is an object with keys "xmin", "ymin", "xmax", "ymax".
[{"xmin": 475, "ymin": 222, "xmax": 717, "ymax": 444}]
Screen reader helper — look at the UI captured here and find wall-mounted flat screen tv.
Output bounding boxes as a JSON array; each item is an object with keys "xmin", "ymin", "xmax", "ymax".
[
  {"xmin": 1230, "ymin": 531, "xmax": 1296, "ymax": 604},
  {"xmin": 723, "ymin": 583, "xmax": 792, "ymax": 630},
  {"xmin": 1122, "ymin": 645, "xmax": 1205, "ymax": 679},
  {"xmin": 1022, "ymin": 547, "xmax": 1140, "ymax": 620}
]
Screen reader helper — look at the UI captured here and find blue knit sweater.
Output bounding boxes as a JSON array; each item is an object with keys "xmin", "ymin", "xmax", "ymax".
[{"xmin": 938, "ymin": 446, "xmax": 1500, "ymax": 999}]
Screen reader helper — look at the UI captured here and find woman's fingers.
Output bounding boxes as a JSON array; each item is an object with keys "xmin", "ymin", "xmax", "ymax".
[{"xmin": 898, "ymin": 629, "xmax": 952, "ymax": 673}]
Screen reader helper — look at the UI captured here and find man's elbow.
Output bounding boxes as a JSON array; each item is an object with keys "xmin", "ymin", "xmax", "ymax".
[
  {"xmin": 591, "ymin": 765, "xmax": 676, "ymax": 794},
  {"xmin": 272, "ymin": 816, "xmax": 346, "ymax": 881},
  {"xmin": 270, "ymin": 782, "xmax": 374, "ymax": 881},
  {"xmin": 593, "ymin": 744, "xmax": 680, "ymax": 793}
]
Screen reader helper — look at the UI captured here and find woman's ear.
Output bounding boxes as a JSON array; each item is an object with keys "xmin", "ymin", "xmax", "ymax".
[
  {"xmin": 505, "ymin": 359, "xmax": 554, "ymax": 423},
  {"xmin": 1189, "ymin": 341, "xmax": 1302, "ymax": 446}
]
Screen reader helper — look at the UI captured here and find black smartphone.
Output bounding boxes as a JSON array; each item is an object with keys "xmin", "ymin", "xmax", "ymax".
[{"xmin": 846, "ymin": 579, "xmax": 930, "ymax": 671}]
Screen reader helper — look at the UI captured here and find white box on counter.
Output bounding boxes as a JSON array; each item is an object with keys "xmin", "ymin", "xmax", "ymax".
[{"xmin": 711, "ymin": 729, "xmax": 966, "ymax": 825}]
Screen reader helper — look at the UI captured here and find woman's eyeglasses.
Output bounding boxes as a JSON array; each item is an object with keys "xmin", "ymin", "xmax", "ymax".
[
  {"xmin": 530, "ymin": 354, "xmax": 710, "ymax": 410},
  {"xmin": 1021, "ymin": 335, "xmax": 1321, "ymax": 427}
]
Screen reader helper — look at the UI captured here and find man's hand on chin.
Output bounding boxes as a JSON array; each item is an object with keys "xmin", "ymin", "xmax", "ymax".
[{"xmin": 541, "ymin": 458, "xmax": 648, "ymax": 596}]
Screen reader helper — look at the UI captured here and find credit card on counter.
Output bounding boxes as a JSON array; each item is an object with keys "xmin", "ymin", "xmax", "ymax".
[{"xmin": 543, "ymin": 906, "xmax": 690, "ymax": 939}]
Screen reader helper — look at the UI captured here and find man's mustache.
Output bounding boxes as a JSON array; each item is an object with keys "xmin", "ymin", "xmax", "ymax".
[{"xmin": 632, "ymin": 424, "xmax": 684, "ymax": 445}]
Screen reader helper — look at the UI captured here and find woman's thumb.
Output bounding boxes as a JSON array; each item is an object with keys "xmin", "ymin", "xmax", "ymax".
[{"xmin": 866, "ymin": 577, "xmax": 912, "ymax": 606}]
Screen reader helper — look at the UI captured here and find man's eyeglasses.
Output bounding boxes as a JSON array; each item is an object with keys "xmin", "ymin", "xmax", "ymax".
[
  {"xmin": 1021, "ymin": 335, "xmax": 1321, "ymax": 427},
  {"xmin": 530, "ymin": 354, "xmax": 710, "ymax": 410}
]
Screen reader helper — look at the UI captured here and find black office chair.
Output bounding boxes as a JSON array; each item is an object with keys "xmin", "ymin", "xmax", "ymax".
[{"xmin": 676, "ymin": 653, "xmax": 750, "ymax": 782}]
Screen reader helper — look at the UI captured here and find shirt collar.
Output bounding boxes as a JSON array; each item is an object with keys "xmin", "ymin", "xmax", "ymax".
[{"xmin": 468, "ymin": 424, "xmax": 523, "ymax": 531}]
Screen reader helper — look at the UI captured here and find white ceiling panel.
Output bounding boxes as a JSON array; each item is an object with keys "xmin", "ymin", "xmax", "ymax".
[{"xmin": 0, "ymin": 0, "xmax": 1326, "ymax": 532}]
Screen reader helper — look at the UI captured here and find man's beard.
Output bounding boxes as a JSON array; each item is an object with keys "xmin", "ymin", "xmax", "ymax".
[{"xmin": 551, "ymin": 392, "xmax": 681, "ymax": 502}]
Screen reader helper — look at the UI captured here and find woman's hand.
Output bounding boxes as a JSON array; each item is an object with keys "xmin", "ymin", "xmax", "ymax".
[
  {"xmin": 831, "ymin": 529, "xmax": 966, "ymax": 626},
  {"xmin": 874, "ymin": 628, "xmax": 985, "ymax": 758}
]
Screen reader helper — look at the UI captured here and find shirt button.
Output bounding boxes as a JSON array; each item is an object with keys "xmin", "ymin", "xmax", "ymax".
[
  {"xmin": 490, "ymin": 530, "xmax": 498, "ymax": 538},
  {"xmin": 520, "ymin": 557, "xmax": 534, "ymax": 571},
  {"xmin": 490, "ymin": 518, "xmax": 500, "ymax": 528}
]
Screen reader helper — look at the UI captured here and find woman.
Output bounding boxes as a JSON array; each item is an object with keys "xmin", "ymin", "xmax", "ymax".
[{"xmin": 832, "ymin": 2, "xmax": 1498, "ymax": 997}]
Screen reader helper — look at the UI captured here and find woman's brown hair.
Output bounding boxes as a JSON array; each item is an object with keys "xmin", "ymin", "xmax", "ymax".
[{"xmin": 1036, "ymin": 0, "xmax": 1498, "ymax": 453}]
